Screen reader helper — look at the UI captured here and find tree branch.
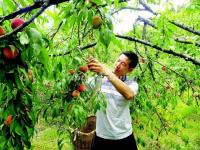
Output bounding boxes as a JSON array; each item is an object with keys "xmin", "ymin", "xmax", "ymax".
[
  {"xmin": 52, "ymin": 33, "xmax": 200, "ymax": 66},
  {"xmin": 142, "ymin": 23, "xmax": 156, "ymax": 81},
  {"xmin": 137, "ymin": 16, "xmax": 157, "ymax": 29},
  {"xmin": 169, "ymin": 21, "xmax": 200, "ymax": 36},
  {"xmin": 0, "ymin": 3, "xmax": 49, "ymax": 40},
  {"xmin": 78, "ymin": 22, "xmax": 81, "ymax": 46},
  {"xmin": 50, "ymin": 42, "xmax": 97, "ymax": 57},
  {"xmin": 116, "ymin": 34, "xmax": 200, "ymax": 66},
  {"xmin": 174, "ymin": 37, "xmax": 200, "ymax": 47},
  {"xmin": 0, "ymin": 2, "xmax": 44, "ymax": 23},
  {"xmin": 139, "ymin": 0, "xmax": 157, "ymax": 15},
  {"xmin": 155, "ymin": 109, "xmax": 168, "ymax": 134},
  {"xmin": 148, "ymin": 57, "xmax": 192, "ymax": 82},
  {"xmin": 80, "ymin": 42, "xmax": 97, "ymax": 51},
  {"xmin": 137, "ymin": 16, "xmax": 200, "ymax": 47},
  {"xmin": 138, "ymin": 0, "xmax": 200, "ymax": 37},
  {"xmin": 100, "ymin": 0, "xmax": 130, "ymax": 7},
  {"xmin": 82, "ymin": 21, "xmax": 88, "ymax": 41},
  {"xmin": 111, "ymin": 7, "xmax": 146, "ymax": 15},
  {"xmin": 0, "ymin": 0, "xmax": 71, "ymax": 40}
]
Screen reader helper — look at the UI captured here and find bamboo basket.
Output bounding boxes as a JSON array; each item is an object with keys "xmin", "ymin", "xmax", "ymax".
[{"xmin": 73, "ymin": 115, "xmax": 96, "ymax": 150}]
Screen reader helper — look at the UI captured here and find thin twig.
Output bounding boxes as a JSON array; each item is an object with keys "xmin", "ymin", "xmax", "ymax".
[{"xmin": 50, "ymin": 20, "xmax": 63, "ymax": 40}]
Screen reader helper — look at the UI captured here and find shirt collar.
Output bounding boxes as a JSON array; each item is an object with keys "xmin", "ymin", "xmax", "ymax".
[{"xmin": 120, "ymin": 75, "xmax": 127, "ymax": 82}]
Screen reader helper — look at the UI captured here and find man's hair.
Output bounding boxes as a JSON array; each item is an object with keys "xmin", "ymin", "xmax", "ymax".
[{"xmin": 121, "ymin": 51, "xmax": 138, "ymax": 68}]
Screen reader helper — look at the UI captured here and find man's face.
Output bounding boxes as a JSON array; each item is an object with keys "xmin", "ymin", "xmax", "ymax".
[{"xmin": 114, "ymin": 54, "xmax": 133, "ymax": 77}]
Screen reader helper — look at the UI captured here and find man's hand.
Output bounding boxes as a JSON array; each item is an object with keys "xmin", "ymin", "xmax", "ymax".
[{"xmin": 87, "ymin": 57, "xmax": 111, "ymax": 76}]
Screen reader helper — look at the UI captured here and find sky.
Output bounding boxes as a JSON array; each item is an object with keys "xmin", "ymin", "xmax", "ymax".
[{"xmin": 113, "ymin": 0, "xmax": 190, "ymax": 34}]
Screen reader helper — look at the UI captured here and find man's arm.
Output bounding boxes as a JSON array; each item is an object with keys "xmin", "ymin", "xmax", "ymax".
[
  {"xmin": 105, "ymin": 70, "xmax": 135, "ymax": 100},
  {"xmin": 88, "ymin": 58, "xmax": 135, "ymax": 100}
]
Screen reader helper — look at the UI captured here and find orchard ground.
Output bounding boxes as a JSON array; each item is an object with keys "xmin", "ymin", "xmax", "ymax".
[{"xmin": 31, "ymin": 101, "xmax": 200, "ymax": 150}]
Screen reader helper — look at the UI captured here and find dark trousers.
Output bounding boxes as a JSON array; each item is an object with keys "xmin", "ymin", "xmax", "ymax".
[{"xmin": 91, "ymin": 133, "xmax": 138, "ymax": 150}]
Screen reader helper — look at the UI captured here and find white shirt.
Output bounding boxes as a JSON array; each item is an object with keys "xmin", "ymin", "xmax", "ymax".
[{"xmin": 90, "ymin": 76, "xmax": 138, "ymax": 140}]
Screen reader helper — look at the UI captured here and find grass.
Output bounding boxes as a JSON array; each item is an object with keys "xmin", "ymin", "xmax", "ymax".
[{"xmin": 30, "ymin": 119, "xmax": 74, "ymax": 150}]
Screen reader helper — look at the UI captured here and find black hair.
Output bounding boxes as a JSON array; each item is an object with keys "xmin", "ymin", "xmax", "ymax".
[{"xmin": 121, "ymin": 51, "xmax": 138, "ymax": 68}]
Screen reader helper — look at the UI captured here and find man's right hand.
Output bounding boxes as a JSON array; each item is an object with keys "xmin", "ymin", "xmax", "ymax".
[{"xmin": 87, "ymin": 56, "xmax": 110, "ymax": 76}]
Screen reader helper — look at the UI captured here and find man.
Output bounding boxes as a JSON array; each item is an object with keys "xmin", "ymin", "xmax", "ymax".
[{"xmin": 87, "ymin": 51, "xmax": 139, "ymax": 150}]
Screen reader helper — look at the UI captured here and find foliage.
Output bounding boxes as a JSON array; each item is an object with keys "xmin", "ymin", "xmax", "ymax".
[{"xmin": 0, "ymin": 0, "xmax": 199, "ymax": 149}]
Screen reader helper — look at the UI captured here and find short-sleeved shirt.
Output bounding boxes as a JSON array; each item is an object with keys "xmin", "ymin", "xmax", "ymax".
[{"xmin": 89, "ymin": 76, "xmax": 138, "ymax": 140}]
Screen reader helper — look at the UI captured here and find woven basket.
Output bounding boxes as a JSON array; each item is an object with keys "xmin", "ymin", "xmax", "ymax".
[{"xmin": 73, "ymin": 116, "xmax": 96, "ymax": 150}]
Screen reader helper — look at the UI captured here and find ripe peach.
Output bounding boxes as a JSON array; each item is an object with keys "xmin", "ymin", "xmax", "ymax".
[
  {"xmin": 79, "ymin": 66, "xmax": 88, "ymax": 73},
  {"xmin": 92, "ymin": 16, "xmax": 102, "ymax": 29},
  {"xmin": 5, "ymin": 115, "xmax": 12, "ymax": 126},
  {"xmin": 77, "ymin": 84, "xmax": 86, "ymax": 92},
  {"xmin": 162, "ymin": 66, "xmax": 167, "ymax": 71},
  {"xmin": 3, "ymin": 46, "xmax": 18, "ymax": 59},
  {"xmin": 69, "ymin": 69, "xmax": 75, "ymax": 75},
  {"xmin": 0, "ymin": 26, "xmax": 5, "ymax": 36},
  {"xmin": 72, "ymin": 90, "xmax": 80, "ymax": 97},
  {"xmin": 11, "ymin": 18, "xmax": 24, "ymax": 29}
]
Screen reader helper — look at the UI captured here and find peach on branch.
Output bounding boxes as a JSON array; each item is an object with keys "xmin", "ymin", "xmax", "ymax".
[
  {"xmin": 0, "ymin": 26, "xmax": 5, "ymax": 36},
  {"xmin": 77, "ymin": 84, "xmax": 86, "ymax": 92},
  {"xmin": 11, "ymin": 18, "xmax": 24, "ymax": 30},
  {"xmin": 156, "ymin": 92, "xmax": 160, "ymax": 98},
  {"xmin": 162, "ymin": 66, "xmax": 167, "ymax": 71},
  {"xmin": 79, "ymin": 66, "xmax": 88, "ymax": 73},
  {"xmin": 4, "ymin": 115, "xmax": 12, "ymax": 126},
  {"xmin": 28, "ymin": 69, "xmax": 33, "ymax": 82},
  {"xmin": 92, "ymin": 16, "xmax": 102, "ymax": 29},
  {"xmin": 72, "ymin": 90, "xmax": 80, "ymax": 97},
  {"xmin": 69, "ymin": 69, "xmax": 75, "ymax": 75},
  {"xmin": 3, "ymin": 46, "xmax": 18, "ymax": 59}
]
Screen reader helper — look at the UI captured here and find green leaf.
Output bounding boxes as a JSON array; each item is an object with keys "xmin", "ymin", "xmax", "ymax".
[
  {"xmin": 26, "ymin": 28, "xmax": 43, "ymax": 45},
  {"xmin": 99, "ymin": 28, "xmax": 112, "ymax": 48},
  {"xmin": 139, "ymin": 123, "xmax": 144, "ymax": 130},
  {"xmin": 0, "ymin": 136, "xmax": 6, "ymax": 149},
  {"xmin": 77, "ymin": 10, "xmax": 84, "ymax": 24},
  {"xmin": 32, "ymin": 43, "xmax": 42, "ymax": 56},
  {"xmin": 1, "ymin": 0, "xmax": 8, "ymax": 15},
  {"xmin": 57, "ymin": 62, "xmax": 62, "ymax": 72},
  {"xmin": 8, "ymin": 45, "xmax": 16, "ymax": 53},
  {"xmin": 14, "ymin": 71, "xmax": 24, "ymax": 90},
  {"xmin": 114, "ymin": 0, "xmax": 119, "ymax": 7},
  {"xmin": 52, "ymin": 108, "xmax": 58, "ymax": 118},
  {"xmin": 18, "ymin": 32, "xmax": 29, "ymax": 45},
  {"xmin": 106, "ymin": 17, "xmax": 113, "ymax": 31},
  {"xmin": 91, "ymin": 0, "xmax": 102, "ymax": 5},
  {"xmin": 73, "ymin": 56, "xmax": 81, "ymax": 64},
  {"xmin": 87, "ymin": 9, "xmax": 94, "ymax": 25},
  {"xmin": 15, "ymin": 123, "xmax": 23, "ymax": 136},
  {"xmin": 20, "ymin": 46, "xmax": 32, "ymax": 62},
  {"xmin": 181, "ymin": 134, "xmax": 189, "ymax": 144},
  {"xmin": 0, "ymin": 83, "xmax": 5, "ymax": 102},
  {"xmin": 38, "ymin": 46, "xmax": 51, "ymax": 72}
]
